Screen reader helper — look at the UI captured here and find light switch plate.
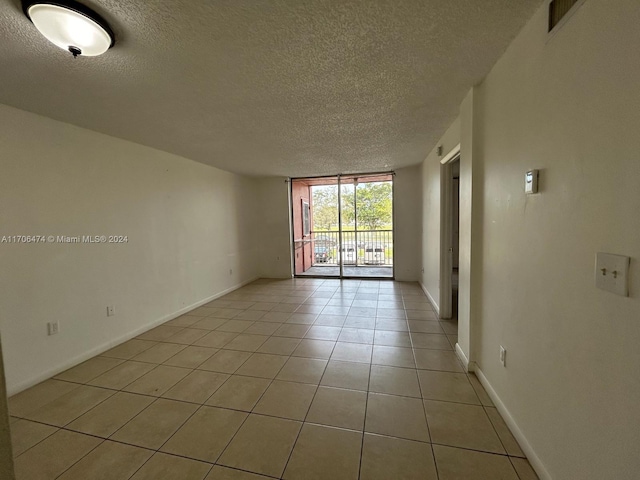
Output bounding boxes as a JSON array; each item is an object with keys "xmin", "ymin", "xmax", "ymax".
[
  {"xmin": 595, "ymin": 252, "xmax": 630, "ymax": 297},
  {"xmin": 525, "ymin": 170, "xmax": 538, "ymax": 194}
]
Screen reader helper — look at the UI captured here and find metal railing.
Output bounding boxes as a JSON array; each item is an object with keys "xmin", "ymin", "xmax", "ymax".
[{"xmin": 311, "ymin": 230, "xmax": 393, "ymax": 266}]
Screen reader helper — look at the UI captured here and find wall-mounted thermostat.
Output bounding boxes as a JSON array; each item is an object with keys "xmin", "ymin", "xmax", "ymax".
[{"xmin": 525, "ymin": 170, "xmax": 539, "ymax": 194}]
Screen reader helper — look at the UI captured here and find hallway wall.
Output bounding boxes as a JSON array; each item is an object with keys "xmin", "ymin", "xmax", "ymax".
[
  {"xmin": 421, "ymin": 1, "xmax": 640, "ymax": 478},
  {"xmin": 0, "ymin": 105, "xmax": 260, "ymax": 394}
]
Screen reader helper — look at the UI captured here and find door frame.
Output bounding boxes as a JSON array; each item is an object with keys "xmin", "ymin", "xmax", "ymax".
[{"xmin": 439, "ymin": 144, "xmax": 461, "ymax": 319}]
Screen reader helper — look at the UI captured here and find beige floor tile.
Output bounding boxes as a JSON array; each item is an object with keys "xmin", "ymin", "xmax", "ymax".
[
  {"xmin": 371, "ymin": 345, "xmax": 416, "ymax": 368},
  {"xmin": 304, "ymin": 325, "xmax": 342, "ymax": 341},
  {"xmin": 165, "ymin": 314, "xmax": 201, "ymax": 327},
  {"xmin": 193, "ymin": 331, "xmax": 239, "ymax": 348},
  {"xmin": 204, "ymin": 465, "xmax": 271, "ymax": 479},
  {"xmin": 320, "ymin": 360, "xmax": 370, "ymax": 391},
  {"xmin": 286, "ymin": 312, "xmax": 318, "ymax": 324},
  {"xmin": 163, "ymin": 346, "xmax": 218, "ymax": 368},
  {"xmin": 198, "ymin": 349, "xmax": 252, "ymax": 374},
  {"xmin": 407, "ymin": 320, "xmax": 444, "ymax": 334},
  {"xmin": 88, "ymin": 361, "xmax": 156, "ymax": 390},
  {"xmin": 9, "ymin": 379, "xmax": 80, "ymax": 417},
  {"xmin": 411, "ymin": 333, "xmax": 452, "ymax": 350},
  {"xmin": 162, "ymin": 370, "xmax": 229, "ymax": 404},
  {"xmin": 131, "ymin": 452, "xmax": 211, "ymax": 480},
  {"xmin": 425, "ymin": 400, "xmax": 504, "ymax": 453},
  {"xmin": 54, "ymin": 357, "xmax": 124, "ymax": 384},
  {"xmin": 283, "ymin": 423, "xmax": 362, "ymax": 480},
  {"xmin": 485, "ymin": 407, "xmax": 525, "ymax": 457},
  {"xmin": 161, "ymin": 406, "xmax": 247, "ymax": 462},
  {"xmin": 314, "ymin": 314, "xmax": 347, "ymax": 326},
  {"xmin": 57, "ymin": 440, "xmax": 152, "ymax": 480},
  {"xmin": 66, "ymin": 391, "xmax": 154, "ymax": 437},
  {"xmin": 365, "ymin": 393, "xmax": 430, "ymax": 442},
  {"xmin": 330, "ymin": 342, "xmax": 373, "ymax": 363},
  {"xmin": 100, "ymin": 339, "xmax": 157, "ymax": 360},
  {"xmin": 262, "ymin": 311, "xmax": 294, "ymax": 322},
  {"xmin": 418, "ymin": 370, "xmax": 480, "ymax": 404},
  {"xmin": 369, "ymin": 365, "xmax": 421, "ymax": 398},
  {"xmin": 14, "ymin": 429, "xmax": 102, "ymax": 480},
  {"xmin": 164, "ymin": 327, "xmax": 210, "ymax": 345},
  {"xmin": 206, "ymin": 375, "xmax": 271, "ymax": 411},
  {"xmin": 132, "ymin": 343, "xmax": 187, "ymax": 364},
  {"xmin": 373, "ymin": 330, "xmax": 411, "ymax": 347},
  {"xmin": 440, "ymin": 320, "xmax": 458, "ymax": 334},
  {"xmin": 375, "ymin": 319, "xmax": 408, "ymax": 332},
  {"xmin": 138, "ymin": 325, "xmax": 184, "ymax": 341},
  {"xmin": 10, "ymin": 419, "xmax": 58, "ymax": 457},
  {"xmin": 110, "ymin": 398, "xmax": 198, "ymax": 449},
  {"xmin": 244, "ymin": 322, "xmax": 280, "ymax": 336},
  {"xmin": 25, "ymin": 385, "xmax": 114, "ymax": 427},
  {"xmin": 468, "ymin": 373, "xmax": 494, "ymax": 406},
  {"xmin": 123, "ymin": 365, "xmax": 191, "ymax": 396},
  {"xmin": 216, "ymin": 320, "xmax": 255, "ymax": 333},
  {"xmin": 192, "ymin": 317, "xmax": 228, "ymax": 330},
  {"xmin": 218, "ymin": 414, "xmax": 302, "ymax": 477},
  {"xmin": 217, "ymin": 308, "xmax": 247, "ymax": 318},
  {"xmin": 376, "ymin": 308, "xmax": 406, "ymax": 319},
  {"xmin": 273, "ymin": 324, "xmax": 311, "ymax": 338},
  {"xmin": 406, "ymin": 309, "xmax": 438, "ymax": 320},
  {"xmin": 276, "ymin": 357, "xmax": 327, "ymax": 384},
  {"xmin": 344, "ymin": 316, "xmax": 376, "ymax": 329},
  {"xmin": 338, "ymin": 328, "xmax": 375, "ymax": 344},
  {"xmin": 257, "ymin": 336, "xmax": 300, "ymax": 355},
  {"xmin": 292, "ymin": 339, "xmax": 335, "ymax": 359},
  {"xmin": 510, "ymin": 457, "xmax": 540, "ymax": 480},
  {"xmin": 360, "ymin": 433, "xmax": 438, "ymax": 480},
  {"xmin": 253, "ymin": 380, "xmax": 316, "ymax": 420},
  {"xmin": 349, "ymin": 306, "xmax": 377, "ymax": 317},
  {"xmin": 433, "ymin": 444, "xmax": 519, "ymax": 480},
  {"xmin": 306, "ymin": 386, "xmax": 366, "ymax": 430},
  {"xmin": 414, "ymin": 349, "xmax": 464, "ymax": 372},
  {"xmin": 234, "ymin": 310, "xmax": 267, "ymax": 321},
  {"xmin": 235, "ymin": 353, "xmax": 287, "ymax": 379}
]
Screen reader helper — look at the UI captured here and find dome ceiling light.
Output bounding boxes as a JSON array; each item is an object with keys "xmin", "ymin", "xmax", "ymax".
[{"xmin": 22, "ymin": 0, "xmax": 115, "ymax": 57}]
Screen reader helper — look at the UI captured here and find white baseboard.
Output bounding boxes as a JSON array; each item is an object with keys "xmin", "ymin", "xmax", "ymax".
[
  {"xmin": 7, "ymin": 276, "xmax": 259, "ymax": 396},
  {"xmin": 474, "ymin": 367, "xmax": 551, "ymax": 480},
  {"xmin": 419, "ymin": 281, "xmax": 439, "ymax": 315},
  {"xmin": 455, "ymin": 342, "xmax": 476, "ymax": 372}
]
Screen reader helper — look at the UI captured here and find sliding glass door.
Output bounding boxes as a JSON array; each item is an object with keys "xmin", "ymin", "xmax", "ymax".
[{"xmin": 291, "ymin": 173, "xmax": 393, "ymax": 279}]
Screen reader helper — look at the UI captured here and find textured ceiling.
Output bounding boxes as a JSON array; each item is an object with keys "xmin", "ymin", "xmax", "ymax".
[{"xmin": 0, "ymin": 0, "xmax": 542, "ymax": 177}]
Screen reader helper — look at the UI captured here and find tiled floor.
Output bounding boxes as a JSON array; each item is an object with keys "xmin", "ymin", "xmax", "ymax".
[
  {"xmin": 8, "ymin": 278, "xmax": 539, "ymax": 480},
  {"xmin": 297, "ymin": 266, "xmax": 393, "ymax": 278}
]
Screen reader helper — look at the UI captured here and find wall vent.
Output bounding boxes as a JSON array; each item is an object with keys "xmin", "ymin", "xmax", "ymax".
[{"xmin": 548, "ymin": 0, "xmax": 582, "ymax": 32}]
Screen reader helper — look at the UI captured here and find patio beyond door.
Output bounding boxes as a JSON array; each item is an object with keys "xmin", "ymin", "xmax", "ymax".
[{"xmin": 291, "ymin": 173, "xmax": 394, "ymax": 279}]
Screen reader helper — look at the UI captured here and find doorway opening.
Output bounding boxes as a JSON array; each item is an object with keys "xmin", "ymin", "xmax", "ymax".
[
  {"xmin": 290, "ymin": 173, "xmax": 394, "ymax": 279},
  {"xmin": 439, "ymin": 146, "xmax": 461, "ymax": 318}
]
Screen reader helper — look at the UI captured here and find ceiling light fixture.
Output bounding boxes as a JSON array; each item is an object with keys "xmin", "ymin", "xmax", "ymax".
[{"xmin": 22, "ymin": 0, "xmax": 115, "ymax": 57}]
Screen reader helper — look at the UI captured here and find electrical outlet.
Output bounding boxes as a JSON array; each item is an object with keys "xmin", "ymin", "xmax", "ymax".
[
  {"xmin": 499, "ymin": 345, "xmax": 506, "ymax": 367},
  {"xmin": 47, "ymin": 321, "xmax": 60, "ymax": 336},
  {"xmin": 107, "ymin": 306, "xmax": 115, "ymax": 317}
]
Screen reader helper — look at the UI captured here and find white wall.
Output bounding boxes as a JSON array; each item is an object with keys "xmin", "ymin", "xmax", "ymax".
[
  {"xmin": 421, "ymin": 1, "xmax": 640, "ymax": 478},
  {"xmin": 0, "ymin": 104, "xmax": 260, "ymax": 394},
  {"xmin": 393, "ymin": 166, "xmax": 422, "ymax": 281},
  {"xmin": 420, "ymin": 119, "xmax": 461, "ymax": 311},
  {"xmin": 256, "ymin": 177, "xmax": 293, "ymax": 278}
]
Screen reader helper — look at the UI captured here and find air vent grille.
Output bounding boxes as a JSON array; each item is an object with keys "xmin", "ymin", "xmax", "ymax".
[{"xmin": 549, "ymin": 0, "xmax": 580, "ymax": 31}]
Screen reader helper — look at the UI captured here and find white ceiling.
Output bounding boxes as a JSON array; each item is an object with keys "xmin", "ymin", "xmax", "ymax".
[{"xmin": 0, "ymin": 0, "xmax": 542, "ymax": 177}]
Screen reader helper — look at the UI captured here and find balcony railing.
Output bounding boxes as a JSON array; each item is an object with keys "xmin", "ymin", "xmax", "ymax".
[{"xmin": 311, "ymin": 230, "xmax": 393, "ymax": 266}]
